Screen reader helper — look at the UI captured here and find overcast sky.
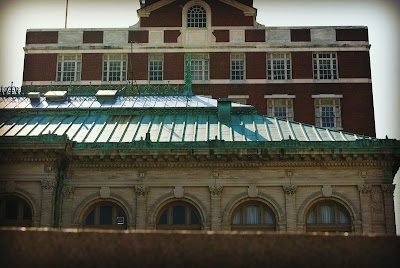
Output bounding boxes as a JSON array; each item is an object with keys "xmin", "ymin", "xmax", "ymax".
[{"xmin": 0, "ymin": 0, "xmax": 399, "ymax": 233}]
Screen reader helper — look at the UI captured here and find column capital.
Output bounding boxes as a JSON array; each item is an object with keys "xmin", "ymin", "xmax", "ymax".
[
  {"xmin": 358, "ymin": 184, "xmax": 372, "ymax": 195},
  {"xmin": 209, "ymin": 185, "xmax": 223, "ymax": 198},
  {"xmin": 381, "ymin": 184, "xmax": 395, "ymax": 196},
  {"xmin": 283, "ymin": 184, "xmax": 297, "ymax": 196},
  {"xmin": 135, "ymin": 186, "xmax": 149, "ymax": 197},
  {"xmin": 41, "ymin": 179, "xmax": 56, "ymax": 191},
  {"xmin": 62, "ymin": 186, "xmax": 75, "ymax": 199}
]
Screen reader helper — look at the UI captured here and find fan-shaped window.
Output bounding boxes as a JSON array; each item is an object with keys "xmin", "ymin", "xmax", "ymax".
[
  {"xmin": 187, "ymin": 5, "xmax": 207, "ymax": 28},
  {"xmin": 0, "ymin": 196, "xmax": 32, "ymax": 227},
  {"xmin": 157, "ymin": 202, "xmax": 202, "ymax": 230},
  {"xmin": 231, "ymin": 201, "xmax": 276, "ymax": 231},
  {"xmin": 306, "ymin": 200, "xmax": 351, "ymax": 232},
  {"xmin": 83, "ymin": 201, "xmax": 127, "ymax": 229}
]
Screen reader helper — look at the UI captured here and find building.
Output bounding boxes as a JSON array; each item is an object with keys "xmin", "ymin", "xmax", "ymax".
[
  {"xmin": 23, "ymin": 0, "xmax": 374, "ymax": 136},
  {"xmin": 0, "ymin": 0, "xmax": 398, "ymax": 234}
]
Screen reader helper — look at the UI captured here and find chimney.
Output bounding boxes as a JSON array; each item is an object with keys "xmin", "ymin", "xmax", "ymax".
[{"xmin": 217, "ymin": 98, "xmax": 232, "ymax": 123}]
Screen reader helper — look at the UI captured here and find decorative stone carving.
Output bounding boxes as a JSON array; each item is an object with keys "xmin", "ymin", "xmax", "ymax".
[
  {"xmin": 285, "ymin": 170, "xmax": 294, "ymax": 179},
  {"xmin": 381, "ymin": 184, "xmax": 396, "ymax": 195},
  {"xmin": 212, "ymin": 171, "xmax": 221, "ymax": 179},
  {"xmin": 283, "ymin": 185, "xmax": 297, "ymax": 195},
  {"xmin": 357, "ymin": 184, "xmax": 372, "ymax": 195},
  {"xmin": 62, "ymin": 186, "xmax": 75, "ymax": 199},
  {"xmin": 41, "ymin": 179, "xmax": 56, "ymax": 191},
  {"xmin": 138, "ymin": 171, "xmax": 146, "ymax": 180},
  {"xmin": 135, "ymin": 186, "xmax": 149, "ymax": 197},
  {"xmin": 248, "ymin": 186, "xmax": 258, "ymax": 198},
  {"xmin": 5, "ymin": 181, "xmax": 16, "ymax": 193},
  {"xmin": 65, "ymin": 169, "xmax": 74, "ymax": 180},
  {"xmin": 321, "ymin": 185, "xmax": 332, "ymax": 197},
  {"xmin": 209, "ymin": 185, "xmax": 223, "ymax": 198},
  {"xmin": 99, "ymin": 186, "xmax": 110, "ymax": 199},
  {"xmin": 359, "ymin": 170, "xmax": 368, "ymax": 178},
  {"xmin": 44, "ymin": 164, "xmax": 54, "ymax": 173},
  {"xmin": 174, "ymin": 186, "xmax": 184, "ymax": 198}
]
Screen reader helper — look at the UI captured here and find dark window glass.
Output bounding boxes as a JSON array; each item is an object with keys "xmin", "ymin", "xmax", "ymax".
[
  {"xmin": 23, "ymin": 204, "xmax": 32, "ymax": 220},
  {"xmin": 190, "ymin": 209, "xmax": 199, "ymax": 224},
  {"xmin": 173, "ymin": 206, "xmax": 186, "ymax": 224},
  {"xmin": 5, "ymin": 199, "xmax": 18, "ymax": 219},
  {"xmin": 85, "ymin": 210, "xmax": 95, "ymax": 225},
  {"xmin": 99, "ymin": 206, "xmax": 113, "ymax": 225},
  {"xmin": 159, "ymin": 210, "xmax": 168, "ymax": 224}
]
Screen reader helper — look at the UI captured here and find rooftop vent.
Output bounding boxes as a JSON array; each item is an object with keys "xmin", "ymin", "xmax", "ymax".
[
  {"xmin": 218, "ymin": 98, "xmax": 232, "ymax": 123},
  {"xmin": 95, "ymin": 90, "xmax": 117, "ymax": 100},
  {"xmin": 44, "ymin": 91, "xmax": 67, "ymax": 101}
]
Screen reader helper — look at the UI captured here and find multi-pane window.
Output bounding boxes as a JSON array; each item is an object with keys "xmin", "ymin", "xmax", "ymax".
[
  {"xmin": 102, "ymin": 54, "xmax": 127, "ymax": 82},
  {"xmin": 189, "ymin": 54, "xmax": 209, "ymax": 81},
  {"xmin": 267, "ymin": 99, "xmax": 294, "ymax": 121},
  {"xmin": 306, "ymin": 201, "xmax": 351, "ymax": 233},
  {"xmin": 187, "ymin": 5, "xmax": 207, "ymax": 28},
  {"xmin": 0, "ymin": 196, "xmax": 32, "ymax": 227},
  {"xmin": 56, "ymin": 55, "xmax": 81, "ymax": 82},
  {"xmin": 313, "ymin": 53, "xmax": 338, "ymax": 80},
  {"xmin": 148, "ymin": 54, "xmax": 163, "ymax": 81},
  {"xmin": 267, "ymin": 53, "xmax": 291, "ymax": 80},
  {"xmin": 231, "ymin": 202, "xmax": 276, "ymax": 231},
  {"xmin": 157, "ymin": 202, "xmax": 202, "ymax": 230},
  {"xmin": 315, "ymin": 98, "xmax": 341, "ymax": 129},
  {"xmin": 84, "ymin": 202, "xmax": 127, "ymax": 229},
  {"xmin": 231, "ymin": 54, "xmax": 245, "ymax": 81}
]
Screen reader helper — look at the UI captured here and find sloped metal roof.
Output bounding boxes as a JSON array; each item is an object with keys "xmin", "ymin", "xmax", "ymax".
[{"xmin": 0, "ymin": 95, "xmax": 366, "ymax": 143}]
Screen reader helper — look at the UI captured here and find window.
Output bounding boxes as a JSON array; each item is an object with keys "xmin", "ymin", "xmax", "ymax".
[
  {"xmin": 83, "ymin": 201, "xmax": 127, "ymax": 229},
  {"xmin": 0, "ymin": 196, "xmax": 32, "ymax": 227},
  {"xmin": 157, "ymin": 202, "xmax": 202, "ymax": 230},
  {"xmin": 189, "ymin": 54, "xmax": 209, "ymax": 81},
  {"xmin": 187, "ymin": 5, "xmax": 207, "ymax": 28},
  {"xmin": 314, "ymin": 98, "xmax": 341, "ymax": 129},
  {"xmin": 231, "ymin": 54, "xmax": 245, "ymax": 81},
  {"xmin": 267, "ymin": 98, "xmax": 294, "ymax": 120},
  {"xmin": 56, "ymin": 55, "xmax": 81, "ymax": 82},
  {"xmin": 102, "ymin": 54, "xmax": 127, "ymax": 82},
  {"xmin": 267, "ymin": 53, "xmax": 291, "ymax": 80},
  {"xmin": 148, "ymin": 54, "xmax": 163, "ymax": 81},
  {"xmin": 231, "ymin": 201, "xmax": 276, "ymax": 230},
  {"xmin": 313, "ymin": 53, "xmax": 338, "ymax": 80},
  {"xmin": 229, "ymin": 95, "xmax": 248, "ymax": 105},
  {"xmin": 306, "ymin": 201, "xmax": 351, "ymax": 232}
]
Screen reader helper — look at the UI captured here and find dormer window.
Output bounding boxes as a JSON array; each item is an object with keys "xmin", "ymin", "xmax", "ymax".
[{"xmin": 187, "ymin": 5, "xmax": 207, "ymax": 28}]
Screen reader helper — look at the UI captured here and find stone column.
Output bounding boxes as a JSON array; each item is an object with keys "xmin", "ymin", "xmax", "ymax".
[
  {"xmin": 209, "ymin": 185, "xmax": 223, "ymax": 231},
  {"xmin": 135, "ymin": 186, "xmax": 149, "ymax": 230},
  {"xmin": 40, "ymin": 179, "xmax": 56, "ymax": 227},
  {"xmin": 61, "ymin": 186, "xmax": 75, "ymax": 228},
  {"xmin": 283, "ymin": 184, "xmax": 297, "ymax": 231},
  {"xmin": 381, "ymin": 184, "xmax": 396, "ymax": 234},
  {"xmin": 358, "ymin": 184, "xmax": 372, "ymax": 233}
]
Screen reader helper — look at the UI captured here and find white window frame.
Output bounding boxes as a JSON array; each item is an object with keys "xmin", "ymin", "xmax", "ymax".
[
  {"xmin": 267, "ymin": 53, "xmax": 291, "ymax": 80},
  {"xmin": 56, "ymin": 55, "xmax": 81, "ymax": 82},
  {"xmin": 313, "ymin": 52, "xmax": 338, "ymax": 80},
  {"xmin": 102, "ymin": 54, "xmax": 127, "ymax": 82},
  {"xmin": 188, "ymin": 53, "xmax": 209, "ymax": 81},
  {"xmin": 228, "ymin": 95, "xmax": 249, "ymax": 105},
  {"xmin": 314, "ymin": 97, "xmax": 342, "ymax": 129},
  {"xmin": 230, "ymin": 53, "xmax": 246, "ymax": 81},
  {"xmin": 148, "ymin": 54, "xmax": 163, "ymax": 81},
  {"xmin": 187, "ymin": 5, "xmax": 207, "ymax": 28},
  {"xmin": 266, "ymin": 98, "xmax": 294, "ymax": 121}
]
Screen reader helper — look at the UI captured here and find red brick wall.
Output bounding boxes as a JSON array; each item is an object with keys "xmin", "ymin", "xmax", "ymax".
[
  {"xmin": 164, "ymin": 30, "xmax": 181, "ymax": 43},
  {"xmin": 164, "ymin": 53, "xmax": 184, "ymax": 80},
  {"xmin": 82, "ymin": 54, "xmax": 103, "ymax": 81},
  {"xmin": 336, "ymin": 29, "xmax": 368, "ymax": 41},
  {"xmin": 26, "ymin": 31, "xmax": 58, "ymax": 44},
  {"xmin": 129, "ymin": 53, "xmax": 148, "ymax": 80},
  {"xmin": 290, "ymin": 29, "xmax": 311, "ymax": 42},
  {"xmin": 246, "ymin": 53, "xmax": 266, "ymax": 79},
  {"xmin": 213, "ymin": 30, "xmax": 230, "ymax": 42},
  {"xmin": 83, "ymin": 31, "xmax": 103, "ymax": 43},
  {"xmin": 338, "ymin": 51, "xmax": 371, "ymax": 78},
  {"xmin": 292, "ymin": 52, "xmax": 313, "ymax": 79},
  {"xmin": 129, "ymin": 31, "xmax": 149, "ymax": 43},
  {"xmin": 210, "ymin": 0, "xmax": 254, "ymax": 26},
  {"xmin": 245, "ymin": 30, "xmax": 265, "ymax": 42},
  {"xmin": 140, "ymin": 2, "xmax": 182, "ymax": 27},
  {"xmin": 23, "ymin": 54, "xmax": 57, "ymax": 81},
  {"xmin": 210, "ymin": 53, "xmax": 230, "ymax": 79}
]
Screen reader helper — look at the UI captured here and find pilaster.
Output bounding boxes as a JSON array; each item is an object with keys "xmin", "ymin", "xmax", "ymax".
[
  {"xmin": 283, "ymin": 184, "xmax": 297, "ymax": 231},
  {"xmin": 40, "ymin": 179, "xmax": 56, "ymax": 227},
  {"xmin": 61, "ymin": 186, "xmax": 75, "ymax": 228},
  {"xmin": 358, "ymin": 184, "xmax": 372, "ymax": 233},
  {"xmin": 381, "ymin": 184, "xmax": 396, "ymax": 234},
  {"xmin": 135, "ymin": 186, "xmax": 149, "ymax": 230},
  {"xmin": 209, "ymin": 185, "xmax": 223, "ymax": 231}
]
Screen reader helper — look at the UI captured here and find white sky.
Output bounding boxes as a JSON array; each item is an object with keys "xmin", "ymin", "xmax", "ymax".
[{"xmin": 0, "ymin": 0, "xmax": 399, "ymax": 234}]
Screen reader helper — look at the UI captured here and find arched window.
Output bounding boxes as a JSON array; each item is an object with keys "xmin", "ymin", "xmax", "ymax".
[
  {"xmin": 156, "ymin": 201, "xmax": 202, "ymax": 230},
  {"xmin": 306, "ymin": 200, "xmax": 352, "ymax": 232},
  {"xmin": 0, "ymin": 196, "xmax": 32, "ymax": 227},
  {"xmin": 83, "ymin": 201, "xmax": 127, "ymax": 229},
  {"xmin": 231, "ymin": 201, "xmax": 276, "ymax": 231},
  {"xmin": 187, "ymin": 5, "xmax": 207, "ymax": 28}
]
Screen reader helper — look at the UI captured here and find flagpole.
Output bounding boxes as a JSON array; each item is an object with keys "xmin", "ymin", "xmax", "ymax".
[{"xmin": 65, "ymin": 0, "xmax": 69, "ymax": 28}]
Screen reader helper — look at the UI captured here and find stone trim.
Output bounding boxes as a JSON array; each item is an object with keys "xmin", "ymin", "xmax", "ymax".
[
  {"xmin": 135, "ymin": 186, "xmax": 149, "ymax": 197},
  {"xmin": 209, "ymin": 185, "xmax": 223, "ymax": 198},
  {"xmin": 358, "ymin": 184, "xmax": 372, "ymax": 194},
  {"xmin": 283, "ymin": 185, "xmax": 297, "ymax": 195},
  {"xmin": 41, "ymin": 179, "xmax": 56, "ymax": 191}
]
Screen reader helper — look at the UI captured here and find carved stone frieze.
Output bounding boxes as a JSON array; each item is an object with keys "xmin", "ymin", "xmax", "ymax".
[
  {"xmin": 357, "ymin": 184, "xmax": 372, "ymax": 195},
  {"xmin": 209, "ymin": 185, "xmax": 223, "ymax": 198},
  {"xmin": 135, "ymin": 186, "xmax": 149, "ymax": 197},
  {"xmin": 62, "ymin": 186, "xmax": 75, "ymax": 199},
  {"xmin": 283, "ymin": 185, "xmax": 297, "ymax": 196},
  {"xmin": 381, "ymin": 184, "xmax": 396, "ymax": 195},
  {"xmin": 41, "ymin": 179, "xmax": 56, "ymax": 191}
]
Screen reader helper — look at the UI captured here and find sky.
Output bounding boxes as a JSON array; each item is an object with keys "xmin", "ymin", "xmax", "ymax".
[{"xmin": 0, "ymin": 0, "xmax": 399, "ymax": 233}]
